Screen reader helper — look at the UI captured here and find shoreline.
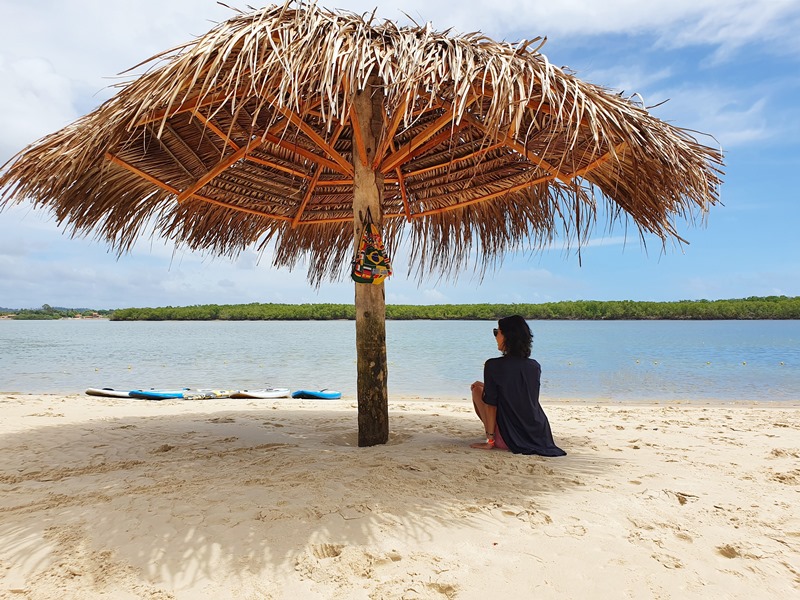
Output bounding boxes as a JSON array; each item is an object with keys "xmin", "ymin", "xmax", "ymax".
[
  {"xmin": 1, "ymin": 393, "xmax": 799, "ymax": 598},
  {"xmin": 3, "ymin": 390, "xmax": 799, "ymax": 407}
]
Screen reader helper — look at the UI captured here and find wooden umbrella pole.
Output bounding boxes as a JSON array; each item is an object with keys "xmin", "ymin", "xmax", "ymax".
[{"xmin": 352, "ymin": 76, "xmax": 389, "ymax": 447}]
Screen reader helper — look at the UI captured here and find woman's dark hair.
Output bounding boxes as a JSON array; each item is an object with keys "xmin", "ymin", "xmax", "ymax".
[{"xmin": 498, "ymin": 315, "xmax": 533, "ymax": 358}]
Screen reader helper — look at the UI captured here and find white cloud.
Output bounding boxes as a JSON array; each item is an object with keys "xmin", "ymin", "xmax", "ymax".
[
  {"xmin": 0, "ymin": 56, "xmax": 78, "ymax": 162},
  {"xmin": 332, "ymin": 0, "xmax": 800, "ymax": 56},
  {"xmin": 576, "ymin": 60, "xmax": 776, "ymax": 151},
  {"xmin": 659, "ymin": 0, "xmax": 800, "ymax": 60},
  {"xmin": 578, "ymin": 64, "xmax": 675, "ymax": 99},
  {"xmin": 651, "ymin": 87, "xmax": 770, "ymax": 149},
  {"xmin": 582, "ymin": 236, "xmax": 633, "ymax": 249}
]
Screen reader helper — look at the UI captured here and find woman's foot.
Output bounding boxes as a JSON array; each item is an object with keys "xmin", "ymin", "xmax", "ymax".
[{"xmin": 469, "ymin": 441, "xmax": 495, "ymax": 450}]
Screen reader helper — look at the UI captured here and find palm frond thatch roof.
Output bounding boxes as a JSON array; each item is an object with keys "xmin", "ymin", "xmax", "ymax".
[{"xmin": 0, "ymin": 1, "xmax": 723, "ymax": 283}]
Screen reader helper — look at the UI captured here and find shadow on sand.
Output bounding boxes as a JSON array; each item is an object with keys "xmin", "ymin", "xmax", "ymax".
[{"xmin": 0, "ymin": 401, "xmax": 611, "ymax": 596}]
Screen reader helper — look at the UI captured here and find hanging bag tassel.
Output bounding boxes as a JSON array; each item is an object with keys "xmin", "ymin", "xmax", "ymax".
[{"xmin": 351, "ymin": 208, "xmax": 392, "ymax": 285}]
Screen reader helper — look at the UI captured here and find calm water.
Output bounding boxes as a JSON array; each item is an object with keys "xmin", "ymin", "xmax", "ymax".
[{"xmin": 0, "ymin": 319, "xmax": 798, "ymax": 401}]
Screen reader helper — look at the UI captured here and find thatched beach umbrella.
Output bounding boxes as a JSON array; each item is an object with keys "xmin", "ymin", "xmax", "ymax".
[{"xmin": 0, "ymin": 2, "xmax": 722, "ymax": 446}]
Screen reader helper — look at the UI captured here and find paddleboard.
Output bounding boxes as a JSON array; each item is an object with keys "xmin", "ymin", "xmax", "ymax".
[
  {"xmin": 182, "ymin": 389, "xmax": 235, "ymax": 400},
  {"xmin": 86, "ymin": 387, "xmax": 133, "ymax": 398},
  {"xmin": 128, "ymin": 389, "xmax": 191, "ymax": 400},
  {"xmin": 291, "ymin": 389, "xmax": 342, "ymax": 399},
  {"xmin": 230, "ymin": 388, "xmax": 291, "ymax": 399}
]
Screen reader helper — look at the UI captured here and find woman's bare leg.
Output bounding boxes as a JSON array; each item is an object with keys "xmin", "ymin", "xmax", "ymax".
[
  {"xmin": 470, "ymin": 381, "xmax": 498, "ymax": 449},
  {"xmin": 471, "ymin": 381, "xmax": 486, "ymax": 424}
]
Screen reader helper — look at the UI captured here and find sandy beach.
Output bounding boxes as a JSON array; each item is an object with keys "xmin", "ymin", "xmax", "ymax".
[{"xmin": 0, "ymin": 393, "xmax": 798, "ymax": 599}]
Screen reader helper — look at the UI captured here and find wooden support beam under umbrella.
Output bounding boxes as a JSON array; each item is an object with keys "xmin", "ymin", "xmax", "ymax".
[{"xmin": 0, "ymin": 2, "xmax": 723, "ymax": 446}]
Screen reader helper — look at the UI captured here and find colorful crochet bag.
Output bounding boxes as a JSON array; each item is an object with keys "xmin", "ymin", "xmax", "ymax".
[{"xmin": 351, "ymin": 209, "xmax": 392, "ymax": 285}]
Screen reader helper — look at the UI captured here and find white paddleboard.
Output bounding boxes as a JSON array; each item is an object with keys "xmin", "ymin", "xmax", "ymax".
[
  {"xmin": 230, "ymin": 388, "xmax": 291, "ymax": 399},
  {"xmin": 182, "ymin": 389, "xmax": 236, "ymax": 400},
  {"xmin": 86, "ymin": 387, "xmax": 132, "ymax": 398}
]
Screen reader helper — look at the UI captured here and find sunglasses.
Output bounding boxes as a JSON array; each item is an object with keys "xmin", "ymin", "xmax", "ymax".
[{"xmin": 492, "ymin": 328, "xmax": 500, "ymax": 337}]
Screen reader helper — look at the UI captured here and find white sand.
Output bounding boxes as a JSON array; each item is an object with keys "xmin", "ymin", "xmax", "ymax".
[{"xmin": 0, "ymin": 393, "xmax": 798, "ymax": 599}]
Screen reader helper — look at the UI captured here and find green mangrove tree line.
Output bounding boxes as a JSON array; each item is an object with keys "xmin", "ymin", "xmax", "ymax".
[{"xmin": 105, "ymin": 296, "xmax": 800, "ymax": 321}]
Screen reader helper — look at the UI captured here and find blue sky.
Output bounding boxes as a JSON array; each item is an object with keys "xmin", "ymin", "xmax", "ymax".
[{"xmin": 0, "ymin": 0, "xmax": 798, "ymax": 309}]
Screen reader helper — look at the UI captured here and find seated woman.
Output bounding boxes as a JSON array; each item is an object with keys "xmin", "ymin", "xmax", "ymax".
[{"xmin": 471, "ymin": 315, "xmax": 566, "ymax": 456}]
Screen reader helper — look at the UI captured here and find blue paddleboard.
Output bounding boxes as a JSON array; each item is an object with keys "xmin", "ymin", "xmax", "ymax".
[
  {"xmin": 291, "ymin": 389, "xmax": 342, "ymax": 399},
  {"xmin": 128, "ymin": 389, "xmax": 190, "ymax": 400},
  {"xmin": 128, "ymin": 389, "xmax": 234, "ymax": 400},
  {"xmin": 87, "ymin": 387, "xmax": 189, "ymax": 399}
]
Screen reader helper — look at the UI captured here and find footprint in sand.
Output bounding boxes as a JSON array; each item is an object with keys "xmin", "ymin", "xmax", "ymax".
[
  {"xmin": 516, "ymin": 509, "xmax": 553, "ymax": 527},
  {"xmin": 297, "ymin": 545, "xmax": 458, "ymax": 598},
  {"xmin": 564, "ymin": 524, "xmax": 587, "ymax": 536},
  {"xmin": 666, "ymin": 490, "xmax": 699, "ymax": 505},
  {"xmin": 769, "ymin": 449, "xmax": 800, "ymax": 458},
  {"xmin": 311, "ymin": 543, "xmax": 345, "ymax": 559},
  {"xmin": 770, "ymin": 470, "xmax": 800, "ymax": 484},
  {"xmin": 208, "ymin": 416, "xmax": 235, "ymax": 423},
  {"xmin": 717, "ymin": 544, "xmax": 740, "ymax": 558},
  {"xmin": 652, "ymin": 552, "xmax": 684, "ymax": 569}
]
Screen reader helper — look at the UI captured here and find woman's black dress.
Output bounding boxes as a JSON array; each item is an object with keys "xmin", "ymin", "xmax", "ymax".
[{"xmin": 483, "ymin": 355, "xmax": 566, "ymax": 456}]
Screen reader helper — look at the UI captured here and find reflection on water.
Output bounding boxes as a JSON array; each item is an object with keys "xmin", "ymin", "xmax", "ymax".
[{"xmin": 0, "ymin": 319, "xmax": 798, "ymax": 401}]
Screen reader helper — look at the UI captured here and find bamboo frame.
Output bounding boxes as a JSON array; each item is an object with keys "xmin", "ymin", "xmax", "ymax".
[
  {"xmin": 190, "ymin": 109, "xmax": 238, "ymax": 151},
  {"xmin": 380, "ymin": 110, "xmax": 462, "ymax": 173},
  {"xmin": 372, "ymin": 97, "xmax": 409, "ymax": 170},
  {"xmin": 106, "ymin": 152, "xmax": 292, "ymax": 221},
  {"xmin": 291, "ymin": 122, "xmax": 346, "ymax": 227},
  {"xmin": 177, "ymin": 137, "xmax": 263, "ymax": 203},
  {"xmin": 275, "ymin": 105, "xmax": 353, "ymax": 176}
]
